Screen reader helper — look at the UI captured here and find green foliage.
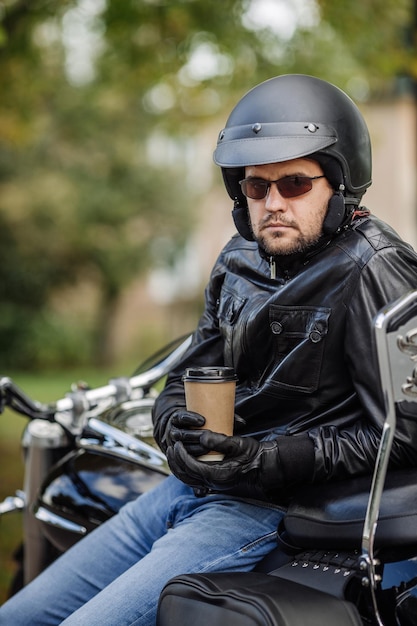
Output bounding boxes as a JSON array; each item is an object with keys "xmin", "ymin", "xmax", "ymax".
[{"xmin": 315, "ymin": 0, "xmax": 415, "ymax": 94}]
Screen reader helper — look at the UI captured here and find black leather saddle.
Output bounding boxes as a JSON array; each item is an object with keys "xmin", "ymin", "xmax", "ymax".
[{"xmin": 283, "ymin": 468, "xmax": 417, "ymax": 557}]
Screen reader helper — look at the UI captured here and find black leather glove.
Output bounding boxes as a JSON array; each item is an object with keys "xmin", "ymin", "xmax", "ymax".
[
  {"xmin": 163, "ymin": 409, "xmax": 207, "ymax": 457},
  {"xmin": 166, "ymin": 430, "xmax": 284, "ymax": 498}
]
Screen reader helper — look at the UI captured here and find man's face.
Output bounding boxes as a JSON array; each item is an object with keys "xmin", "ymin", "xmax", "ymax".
[{"xmin": 245, "ymin": 159, "xmax": 334, "ymax": 257}]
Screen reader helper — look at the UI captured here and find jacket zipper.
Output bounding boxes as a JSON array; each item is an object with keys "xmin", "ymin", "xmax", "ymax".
[{"xmin": 269, "ymin": 256, "xmax": 276, "ymax": 279}]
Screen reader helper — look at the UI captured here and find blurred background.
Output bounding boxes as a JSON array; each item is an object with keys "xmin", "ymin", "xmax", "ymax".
[{"xmin": 0, "ymin": 0, "xmax": 416, "ymax": 601}]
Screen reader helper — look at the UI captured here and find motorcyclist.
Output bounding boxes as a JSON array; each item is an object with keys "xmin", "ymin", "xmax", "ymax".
[
  {"xmin": 155, "ymin": 74, "xmax": 417, "ymax": 496},
  {"xmin": 2, "ymin": 74, "xmax": 417, "ymax": 626}
]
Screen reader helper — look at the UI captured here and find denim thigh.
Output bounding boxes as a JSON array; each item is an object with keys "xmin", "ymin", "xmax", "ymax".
[{"xmin": 0, "ymin": 476, "xmax": 285, "ymax": 626}]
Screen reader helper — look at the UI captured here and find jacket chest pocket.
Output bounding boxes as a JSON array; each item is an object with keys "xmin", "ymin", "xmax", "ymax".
[{"xmin": 267, "ymin": 304, "xmax": 331, "ymax": 393}]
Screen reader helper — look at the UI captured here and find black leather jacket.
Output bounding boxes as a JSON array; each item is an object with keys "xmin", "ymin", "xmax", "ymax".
[{"xmin": 153, "ymin": 215, "xmax": 417, "ymax": 487}]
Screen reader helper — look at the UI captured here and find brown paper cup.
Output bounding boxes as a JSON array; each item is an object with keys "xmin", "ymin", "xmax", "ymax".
[{"xmin": 183, "ymin": 366, "xmax": 237, "ymax": 461}]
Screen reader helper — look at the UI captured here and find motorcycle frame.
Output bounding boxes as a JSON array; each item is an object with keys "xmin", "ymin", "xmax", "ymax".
[{"xmin": 360, "ymin": 289, "xmax": 417, "ymax": 625}]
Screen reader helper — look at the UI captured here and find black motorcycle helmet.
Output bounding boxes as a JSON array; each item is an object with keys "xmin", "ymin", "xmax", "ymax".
[{"xmin": 213, "ymin": 74, "xmax": 372, "ymax": 240}]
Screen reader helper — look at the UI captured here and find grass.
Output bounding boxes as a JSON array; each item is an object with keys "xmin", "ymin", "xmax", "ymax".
[{"xmin": 0, "ymin": 365, "xmax": 127, "ymax": 605}]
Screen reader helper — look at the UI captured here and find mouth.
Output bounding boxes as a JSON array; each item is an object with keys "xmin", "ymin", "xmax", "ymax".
[{"xmin": 262, "ymin": 221, "xmax": 294, "ymax": 232}]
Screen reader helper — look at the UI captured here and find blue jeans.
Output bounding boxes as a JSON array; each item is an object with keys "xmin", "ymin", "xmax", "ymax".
[{"xmin": 0, "ymin": 476, "xmax": 284, "ymax": 626}]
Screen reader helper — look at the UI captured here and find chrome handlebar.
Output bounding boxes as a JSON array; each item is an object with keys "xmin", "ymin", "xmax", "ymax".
[{"xmin": 0, "ymin": 335, "xmax": 192, "ymax": 432}]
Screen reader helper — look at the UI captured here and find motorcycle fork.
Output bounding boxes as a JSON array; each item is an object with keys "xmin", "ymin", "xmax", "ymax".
[{"xmin": 21, "ymin": 419, "xmax": 70, "ymax": 585}]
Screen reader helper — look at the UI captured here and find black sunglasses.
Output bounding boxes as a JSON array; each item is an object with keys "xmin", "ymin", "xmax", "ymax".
[{"xmin": 239, "ymin": 175, "xmax": 325, "ymax": 200}]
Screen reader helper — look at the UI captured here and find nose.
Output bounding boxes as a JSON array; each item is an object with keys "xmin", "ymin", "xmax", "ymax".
[{"xmin": 264, "ymin": 182, "xmax": 288, "ymax": 212}]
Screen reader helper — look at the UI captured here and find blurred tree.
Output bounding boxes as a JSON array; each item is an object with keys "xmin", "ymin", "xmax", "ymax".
[
  {"xmin": 0, "ymin": 0, "xmax": 197, "ymax": 367},
  {"xmin": 0, "ymin": 0, "xmax": 415, "ymax": 369}
]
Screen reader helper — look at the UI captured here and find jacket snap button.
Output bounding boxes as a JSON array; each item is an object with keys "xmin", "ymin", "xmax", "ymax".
[
  {"xmin": 271, "ymin": 321, "xmax": 283, "ymax": 334},
  {"xmin": 309, "ymin": 330, "xmax": 322, "ymax": 343}
]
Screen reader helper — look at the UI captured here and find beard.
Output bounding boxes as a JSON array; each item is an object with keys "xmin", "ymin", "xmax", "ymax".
[{"xmin": 250, "ymin": 215, "xmax": 323, "ymax": 257}]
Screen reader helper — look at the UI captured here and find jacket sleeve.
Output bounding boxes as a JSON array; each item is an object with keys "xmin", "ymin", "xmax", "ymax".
[{"xmin": 308, "ymin": 244, "xmax": 417, "ymax": 482}]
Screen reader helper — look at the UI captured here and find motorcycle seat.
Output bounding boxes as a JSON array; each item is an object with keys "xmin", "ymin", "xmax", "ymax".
[{"xmin": 283, "ymin": 468, "xmax": 417, "ymax": 558}]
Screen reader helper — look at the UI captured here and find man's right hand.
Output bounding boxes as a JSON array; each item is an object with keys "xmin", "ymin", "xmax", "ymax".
[{"xmin": 164, "ymin": 409, "xmax": 207, "ymax": 457}]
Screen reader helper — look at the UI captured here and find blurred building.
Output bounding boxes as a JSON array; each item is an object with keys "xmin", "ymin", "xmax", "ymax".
[{"xmin": 364, "ymin": 93, "xmax": 417, "ymax": 248}]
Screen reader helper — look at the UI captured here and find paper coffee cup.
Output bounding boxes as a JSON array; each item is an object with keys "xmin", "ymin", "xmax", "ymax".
[{"xmin": 183, "ymin": 366, "xmax": 237, "ymax": 461}]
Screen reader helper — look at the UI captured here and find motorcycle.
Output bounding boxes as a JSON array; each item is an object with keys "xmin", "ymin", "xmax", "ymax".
[
  {"xmin": 1, "ymin": 292, "xmax": 417, "ymax": 626},
  {"xmin": 0, "ymin": 333, "xmax": 192, "ymax": 594}
]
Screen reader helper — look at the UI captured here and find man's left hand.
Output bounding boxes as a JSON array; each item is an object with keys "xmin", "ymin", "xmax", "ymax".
[{"xmin": 166, "ymin": 431, "xmax": 283, "ymax": 495}]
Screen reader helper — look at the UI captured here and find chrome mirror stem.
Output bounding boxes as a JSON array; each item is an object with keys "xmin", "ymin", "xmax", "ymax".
[{"xmin": 360, "ymin": 290, "xmax": 417, "ymax": 625}]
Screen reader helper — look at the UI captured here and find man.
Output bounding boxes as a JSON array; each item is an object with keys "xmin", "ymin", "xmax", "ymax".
[{"xmin": 2, "ymin": 74, "xmax": 417, "ymax": 626}]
